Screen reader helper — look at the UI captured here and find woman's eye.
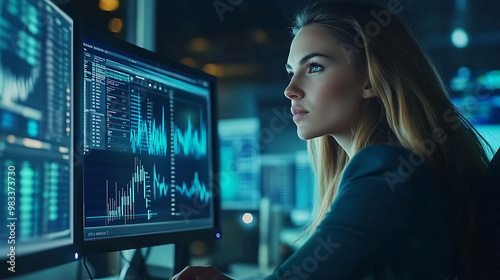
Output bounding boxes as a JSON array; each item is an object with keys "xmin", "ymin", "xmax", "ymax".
[
  {"xmin": 286, "ymin": 63, "xmax": 322, "ymax": 79},
  {"xmin": 308, "ymin": 63, "xmax": 323, "ymax": 74}
]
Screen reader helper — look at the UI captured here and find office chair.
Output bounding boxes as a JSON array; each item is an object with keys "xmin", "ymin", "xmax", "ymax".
[{"xmin": 476, "ymin": 148, "xmax": 500, "ymax": 279}]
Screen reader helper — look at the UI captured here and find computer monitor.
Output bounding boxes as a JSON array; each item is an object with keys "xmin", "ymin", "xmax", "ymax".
[
  {"xmin": 218, "ymin": 118, "xmax": 261, "ymax": 210},
  {"xmin": 77, "ymin": 28, "xmax": 220, "ymax": 255},
  {"xmin": 261, "ymin": 151, "xmax": 315, "ymax": 225},
  {"xmin": 450, "ymin": 68, "xmax": 500, "ymax": 159},
  {"xmin": 0, "ymin": 0, "xmax": 76, "ymax": 276},
  {"xmin": 261, "ymin": 153, "xmax": 296, "ymax": 210}
]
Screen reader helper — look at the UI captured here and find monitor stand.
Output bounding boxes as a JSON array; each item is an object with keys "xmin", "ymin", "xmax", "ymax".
[
  {"xmin": 124, "ymin": 243, "xmax": 190, "ymax": 280},
  {"xmin": 173, "ymin": 242, "xmax": 190, "ymax": 273}
]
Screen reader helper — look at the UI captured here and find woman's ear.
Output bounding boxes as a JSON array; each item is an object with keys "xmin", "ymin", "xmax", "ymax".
[{"xmin": 361, "ymin": 80, "xmax": 376, "ymax": 99}]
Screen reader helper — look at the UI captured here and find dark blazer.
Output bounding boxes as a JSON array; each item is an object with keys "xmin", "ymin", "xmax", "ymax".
[{"xmin": 265, "ymin": 143, "xmax": 460, "ymax": 280}]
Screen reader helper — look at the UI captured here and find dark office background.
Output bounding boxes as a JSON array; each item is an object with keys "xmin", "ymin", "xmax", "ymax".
[
  {"xmin": 9, "ymin": 0, "xmax": 500, "ymax": 279},
  {"xmin": 70, "ymin": 0, "xmax": 500, "ymax": 275},
  {"xmin": 72, "ymin": 0, "xmax": 500, "ymax": 148}
]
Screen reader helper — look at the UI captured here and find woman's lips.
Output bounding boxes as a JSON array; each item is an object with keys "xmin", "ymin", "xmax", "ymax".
[{"xmin": 291, "ymin": 106, "xmax": 309, "ymax": 122}]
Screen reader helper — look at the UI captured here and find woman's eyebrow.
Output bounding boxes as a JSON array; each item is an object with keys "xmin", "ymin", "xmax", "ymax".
[{"xmin": 285, "ymin": 53, "xmax": 330, "ymax": 70}]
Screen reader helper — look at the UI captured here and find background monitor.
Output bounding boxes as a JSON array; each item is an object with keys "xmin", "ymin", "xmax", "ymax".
[
  {"xmin": 218, "ymin": 118, "xmax": 261, "ymax": 210},
  {"xmin": 291, "ymin": 150, "xmax": 315, "ymax": 226},
  {"xmin": 450, "ymin": 67, "xmax": 500, "ymax": 159},
  {"xmin": 0, "ymin": 0, "xmax": 76, "ymax": 276},
  {"xmin": 78, "ymin": 28, "xmax": 219, "ymax": 255},
  {"xmin": 260, "ymin": 152, "xmax": 314, "ymax": 209}
]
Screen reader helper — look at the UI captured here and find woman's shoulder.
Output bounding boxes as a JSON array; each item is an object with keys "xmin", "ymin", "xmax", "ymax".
[
  {"xmin": 340, "ymin": 143, "xmax": 437, "ymax": 192},
  {"xmin": 343, "ymin": 143, "xmax": 421, "ymax": 177}
]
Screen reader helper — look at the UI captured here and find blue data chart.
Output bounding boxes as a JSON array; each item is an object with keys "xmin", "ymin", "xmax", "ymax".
[
  {"xmin": 84, "ymin": 152, "xmax": 212, "ymax": 229},
  {"xmin": 82, "ymin": 37, "xmax": 214, "ymax": 240},
  {"xmin": 175, "ymin": 172, "xmax": 210, "ymax": 204},
  {"xmin": 174, "ymin": 113, "xmax": 207, "ymax": 159},
  {"xmin": 129, "ymin": 103, "xmax": 169, "ymax": 156}
]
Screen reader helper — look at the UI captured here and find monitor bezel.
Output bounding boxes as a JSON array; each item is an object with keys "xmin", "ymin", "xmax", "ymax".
[{"xmin": 75, "ymin": 27, "xmax": 221, "ymax": 256}]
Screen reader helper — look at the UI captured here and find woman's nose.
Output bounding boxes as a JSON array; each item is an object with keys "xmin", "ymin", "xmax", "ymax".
[{"xmin": 284, "ymin": 80, "xmax": 304, "ymax": 100}]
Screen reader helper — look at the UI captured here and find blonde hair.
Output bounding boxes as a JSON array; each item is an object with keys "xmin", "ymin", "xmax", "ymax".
[{"xmin": 292, "ymin": 0, "xmax": 492, "ymax": 273}]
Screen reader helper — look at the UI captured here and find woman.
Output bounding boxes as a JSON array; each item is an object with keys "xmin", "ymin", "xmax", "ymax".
[{"xmin": 172, "ymin": 1, "xmax": 495, "ymax": 279}]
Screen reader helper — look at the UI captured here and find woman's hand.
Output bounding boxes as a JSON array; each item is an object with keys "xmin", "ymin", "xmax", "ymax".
[{"xmin": 170, "ymin": 265, "xmax": 234, "ymax": 280}]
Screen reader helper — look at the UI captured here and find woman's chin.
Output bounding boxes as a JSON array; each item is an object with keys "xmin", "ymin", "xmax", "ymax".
[{"xmin": 297, "ymin": 129, "xmax": 318, "ymax": 141}]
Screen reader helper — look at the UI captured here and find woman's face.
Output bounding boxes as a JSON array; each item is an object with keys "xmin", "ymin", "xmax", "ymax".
[{"xmin": 285, "ymin": 24, "xmax": 371, "ymax": 140}]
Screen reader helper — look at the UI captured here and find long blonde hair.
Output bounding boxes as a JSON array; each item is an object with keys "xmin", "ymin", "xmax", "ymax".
[{"xmin": 293, "ymin": 0, "xmax": 492, "ymax": 273}]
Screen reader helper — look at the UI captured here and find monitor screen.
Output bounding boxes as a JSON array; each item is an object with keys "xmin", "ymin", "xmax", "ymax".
[
  {"xmin": 80, "ymin": 30, "xmax": 218, "ymax": 253},
  {"xmin": 294, "ymin": 150, "xmax": 315, "ymax": 211},
  {"xmin": 450, "ymin": 68, "xmax": 500, "ymax": 159},
  {"xmin": 261, "ymin": 154, "xmax": 295, "ymax": 210},
  {"xmin": 0, "ymin": 0, "xmax": 75, "ymax": 275},
  {"xmin": 261, "ymin": 151, "xmax": 315, "ymax": 213},
  {"xmin": 218, "ymin": 118, "xmax": 261, "ymax": 210}
]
